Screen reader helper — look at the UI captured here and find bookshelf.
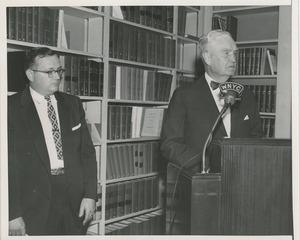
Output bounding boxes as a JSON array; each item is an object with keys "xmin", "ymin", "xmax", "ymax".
[
  {"xmin": 206, "ymin": 5, "xmax": 291, "ymax": 138},
  {"xmin": 6, "ymin": 6, "xmax": 202, "ymax": 235}
]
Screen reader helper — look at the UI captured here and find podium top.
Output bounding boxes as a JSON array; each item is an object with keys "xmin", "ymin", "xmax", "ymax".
[
  {"xmin": 213, "ymin": 138, "xmax": 291, "ymax": 147},
  {"xmin": 168, "ymin": 138, "xmax": 291, "ymax": 177}
]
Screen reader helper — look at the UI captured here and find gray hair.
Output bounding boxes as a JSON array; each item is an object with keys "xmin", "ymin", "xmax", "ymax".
[{"xmin": 199, "ymin": 30, "xmax": 233, "ymax": 60}]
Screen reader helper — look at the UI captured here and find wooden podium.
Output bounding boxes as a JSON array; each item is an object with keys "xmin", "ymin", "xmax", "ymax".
[{"xmin": 166, "ymin": 138, "xmax": 293, "ymax": 235}]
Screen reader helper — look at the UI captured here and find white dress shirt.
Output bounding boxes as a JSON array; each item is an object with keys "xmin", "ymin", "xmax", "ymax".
[
  {"xmin": 205, "ymin": 73, "xmax": 231, "ymax": 137},
  {"xmin": 30, "ymin": 87, "xmax": 64, "ymax": 169}
]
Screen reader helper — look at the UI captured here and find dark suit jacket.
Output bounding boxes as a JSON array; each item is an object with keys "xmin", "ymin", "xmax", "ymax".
[
  {"xmin": 160, "ymin": 75, "xmax": 263, "ymax": 172},
  {"xmin": 8, "ymin": 87, "xmax": 97, "ymax": 235}
]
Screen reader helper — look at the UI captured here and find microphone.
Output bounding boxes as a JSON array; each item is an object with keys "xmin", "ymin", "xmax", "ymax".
[
  {"xmin": 220, "ymin": 81, "xmax": 244, "ymax": 111},
  {"xmin": 201, "ymin": 82, "xmax": 244, "ymax": 173}
]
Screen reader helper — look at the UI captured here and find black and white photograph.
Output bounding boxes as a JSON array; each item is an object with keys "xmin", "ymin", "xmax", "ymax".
[{"xmin": 0, "ymin": 0, "xmax": 299, "ymax": 239}]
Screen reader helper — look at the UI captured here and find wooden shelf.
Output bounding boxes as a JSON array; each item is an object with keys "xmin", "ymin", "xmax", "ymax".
[
  {"xmin": 7, "ymin": 40, "xmax": 104, "ymax": 58},
  {"xmin": 260, "ymin": 112, "xmax": 276, "ymax": 117},
  {"xmin": 106, "ymin": 172, "xmax": 160, "ymax": 184},
  {"xmin": 232, "ymin": 77, "xmax": 277, "ymax": 86},
  {"xmin": 106, "ymin": 137, "xmax": 160, "ymax": 144},
  {"xmin": 50, "ymin": 6, "xmax": 105, "ymax": 18},
  {"xmin": 108, "ymin": 58, "xmax": 174, "ymax": 71},
  {"xmin": 104, "ymin": 206, "xmax": 162, "ymax": 225},
  {"xmin": 212, "ymin": 6, "xmax": 279, "ymax": 16},
  {"xmin": 79, "ymin": 96, "xmax": 103, "ymax": 101},
  {"xmin": 177, "ymin": 35, "xmax": 200, "ymax": 44},
  {"xmin": 108, "ymin": 99, "xmax": 169, "ymax": 105},
  {"xmin": 236, "ymin": 39, "xmax": 278, "ymax": 47},
  {"xmin": 231, "ymin": 75, "xmax": 277, "ymax": 79}
]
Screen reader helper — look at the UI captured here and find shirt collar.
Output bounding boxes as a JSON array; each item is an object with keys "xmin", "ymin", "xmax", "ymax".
[
  {"xmin": 205, "ymin": 72, "xmax": 218, "ymax": 91},
  {"xmin": 30, "ymin": 87, "xmax": 57, "ymax": 104}
]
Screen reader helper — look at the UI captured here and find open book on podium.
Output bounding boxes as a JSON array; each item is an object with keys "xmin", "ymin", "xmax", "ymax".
[{"xmin": 166, "ymin": 138, "xmax": 292, "ymax": 235}]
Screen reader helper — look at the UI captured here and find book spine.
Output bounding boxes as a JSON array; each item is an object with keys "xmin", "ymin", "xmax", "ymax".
[
  {"xmin": 37, "ymin": 7, "xmax": 46, "ymax": 45},
  {"xmin": 117, "ymin": 182, "xmax": 125, "ymax": 217},
  {"xmin": 99, "ymin": 62, "xmax": 104, "ymax": 97},
  {"xmin": 122, "ymin": 24, "xmax": 129, "ymax": 61},
  {"xmin": 105, "ymin": 185, "xmax": 111, "ymax": 220},
  {"xmin": 32, "ymin": 7, "xmax": 39, "ymax": 44},
  {"xmin": 16, "ymin": 7, "xmax": 22, "ymax": 41},
  {"xmin": 7, "ymin": 7, "xmax": 17, "ymax": 40},
  {"xmin": 71, "ymin": 56, "xmax": 79, "ymax": 95},
  {"xmin": 166, "ymin": 6, "xmax": 173, "ymax": 33}
]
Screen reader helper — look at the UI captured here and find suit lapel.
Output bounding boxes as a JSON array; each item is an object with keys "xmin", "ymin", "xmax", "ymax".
[
  {"xmin": 230, "ymin": 102, "xmax": 241, "ymax": 137},
  {"xmin": 20, "ymin": 87, "xmax": 51, "ymax": 174},
  {"xmin": 199, "ymin": 76, "xmax": 227, "ymax": 137}
]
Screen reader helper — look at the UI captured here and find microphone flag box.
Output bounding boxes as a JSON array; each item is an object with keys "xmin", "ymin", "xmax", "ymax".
[{"xmin": 219, "ymin": 82, "xmax": 244, "ymax": 100}]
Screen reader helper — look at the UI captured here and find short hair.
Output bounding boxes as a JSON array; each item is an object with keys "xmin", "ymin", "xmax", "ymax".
[
  {"xmin": 24, "ymin": 47, "xmax": 58, "ymax": 70},
  {"xmin": 199, "ymin": 30, "xmax": 234, "ymax": 60}
]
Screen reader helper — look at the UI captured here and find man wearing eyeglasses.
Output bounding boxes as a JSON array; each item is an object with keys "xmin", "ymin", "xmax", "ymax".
[{"xmin": 8, "ymin": 47, "xmax": 97, "ymax": 235}]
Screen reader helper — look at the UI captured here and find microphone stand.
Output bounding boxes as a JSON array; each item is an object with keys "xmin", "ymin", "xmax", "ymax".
[{"xmin": 201, "ymin": 103, "xmax": 230, "ymax": 174}]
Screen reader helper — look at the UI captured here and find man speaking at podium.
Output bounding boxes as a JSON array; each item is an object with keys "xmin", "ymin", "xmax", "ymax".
[{"xmin": 160, "ymin": 30, "xmax": 263, "ymax": 173}]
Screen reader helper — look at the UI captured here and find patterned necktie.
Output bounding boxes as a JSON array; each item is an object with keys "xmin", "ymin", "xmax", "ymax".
[
  {"xmin": 210, "ymin": 81, "xmax": 220, "ymax": 90},
  {"xmin": 45, "ymin": 96, "xmax": 63, "ymax": 160}
]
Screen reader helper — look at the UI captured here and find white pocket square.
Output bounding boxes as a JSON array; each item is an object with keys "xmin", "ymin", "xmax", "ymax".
[
  {"xmin": 72, "ymin": 123, "xmax": 81, "ymax": 131},
  {"xmin": 244, "ymin": 115, "xmax": 249, "ymax": 120}
]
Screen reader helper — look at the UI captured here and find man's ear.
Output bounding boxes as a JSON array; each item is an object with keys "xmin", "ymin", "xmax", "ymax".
[
  {"xmin": 202, "ymin": 52, "xmax": 211, "ymax": 66},
  {"xmin": 25, "ymin": 69, "xmax": 34, "ymax": 83}
]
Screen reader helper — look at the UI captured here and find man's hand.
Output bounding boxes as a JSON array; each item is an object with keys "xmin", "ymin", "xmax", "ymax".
[
  {"xmin": 79, "ymin": 198, "xmax": 96, "ymax": 225},
  {"xmin": 9, "ymin": 217, "xmax": 26, "ymax": 236}
]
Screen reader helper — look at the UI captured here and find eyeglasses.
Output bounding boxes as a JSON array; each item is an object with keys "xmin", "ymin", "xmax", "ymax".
[{"xmin": 31, "ymin": 68, "xmax": 65, "ymax": 78}]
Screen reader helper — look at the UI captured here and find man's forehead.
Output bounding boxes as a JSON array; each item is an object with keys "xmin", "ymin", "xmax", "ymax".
[{"xmin": 221, "ymin": 46, "xmax": 238, "ymax": 52}]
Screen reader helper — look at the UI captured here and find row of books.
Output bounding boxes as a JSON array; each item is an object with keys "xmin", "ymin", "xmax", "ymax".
[
  {"xmin": 7, "ymin": 7, "xmax": 60, "ymax": 46},
  {"xmin": 245, "ymin": 85, "xmax": 277, "ymax": 113},
  {"xmin": 236, "ymin": 47, "xmax": 277, "ymax": 76},
  {"xmin": 88, "ymin": 209, "xmax": 165, "ymax": 235},
  {"xmin": 60, "ymin": 56, "xmax": 104, "ymax": 97},
  {"xmin": 261, "ymin": 116, "xmax": 275, "ymax": 138},
  {"xmin": 109, "ymin": 21, "xmax": 176, "ymax": 67},
  {"xmin": 109, "ymin": 64, "xmax": 173, "ymax": 102},
  {"xmin": 107, "ymin": 106, "xmax": 165, "ymax": 140},
  {"xmin": 106, "ymin": 141, "xmax": 158, "ymax": 180},
  {"xmin": 176, "ymin": 74, "xmax": 197, "ymax": 88},
  {"xmin": 212, "ymin": 15, "xmax": 238, "ymax": 41},
  {"xmin": 99, "ymin": 176, "xmax": 160, "ymax": 220},
  {"xmin": 112, "ymin": 6, "xmax": 173, "ymax": 33}
]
